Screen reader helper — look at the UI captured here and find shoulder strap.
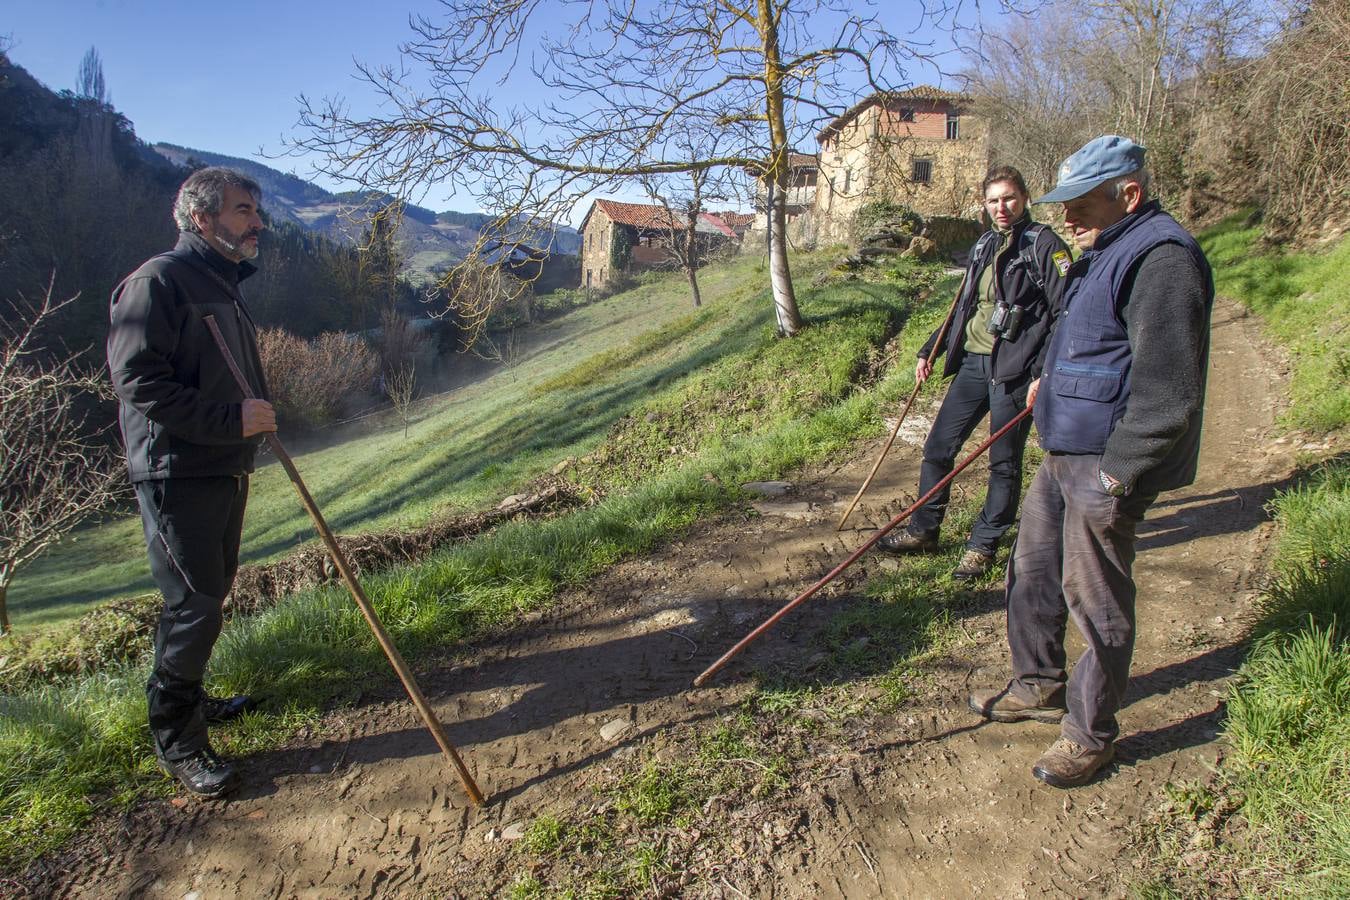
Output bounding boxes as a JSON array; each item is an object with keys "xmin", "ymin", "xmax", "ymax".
[
  {"xmin": 973, "ymin": 230, "xmax": 999, "ymax": 262},
  {"xmin": 1015, "ymin": 224, "xmax": 1048, "ymax": 292}
]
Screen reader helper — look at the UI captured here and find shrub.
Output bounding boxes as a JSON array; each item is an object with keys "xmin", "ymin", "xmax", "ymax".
[
  {"xmin": 853, "ymin": 201, "xmax": 924, "ymax": 238},
  {"xmin": 256, "ymin": 328, "xmax": 378, "ymax": 429}
]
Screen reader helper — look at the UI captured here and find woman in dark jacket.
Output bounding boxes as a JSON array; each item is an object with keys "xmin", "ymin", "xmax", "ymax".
[{"xmin": 880, "ymin": 166, "xmax": 1070, "ymax": 579}]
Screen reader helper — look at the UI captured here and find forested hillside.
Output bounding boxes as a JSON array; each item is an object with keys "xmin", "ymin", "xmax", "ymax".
[{"xmin": 0, "ymin": 51, "xmax": 424, "ymax": 356}]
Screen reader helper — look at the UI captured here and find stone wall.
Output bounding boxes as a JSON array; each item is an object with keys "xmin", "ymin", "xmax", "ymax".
[{"xmin": 579, "ymin": 207, "xmax": 615, "ymax": 289}]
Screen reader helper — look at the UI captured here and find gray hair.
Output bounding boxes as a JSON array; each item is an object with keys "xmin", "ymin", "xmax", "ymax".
[
  {"xmin": 173, "ymin": 167, "xmax": 262, "ymax": 233},
  {"xmin": 1103, "ymin": 168, "xmax": 1151, "ymax": 203}
]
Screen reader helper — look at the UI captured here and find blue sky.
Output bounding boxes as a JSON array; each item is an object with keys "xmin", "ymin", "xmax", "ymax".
[{"xmin": 6, "ymin": 1, "xmax": 969, "ymax": 216}]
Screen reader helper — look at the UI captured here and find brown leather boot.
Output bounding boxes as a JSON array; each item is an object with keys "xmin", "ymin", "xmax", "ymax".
[
  {"xmin": 952, "ymin": 549, "xmax": 995, "ymax": 581},
  {"xmin": 1032, "ymin": 737, "xmax": 1115, "ymax": 788},
  {"xmin": 878, "ymin": 528, "xmax": 938, "ymax": 554},
  {"xmin": 968, "ymin": 682, "xmax": 1066, "ymax": 723}
]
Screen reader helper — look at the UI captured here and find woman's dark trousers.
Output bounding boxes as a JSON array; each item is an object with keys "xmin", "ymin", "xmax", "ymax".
[{"xmin": 909, "ymin": 352, "xmax": 1031, "ymax": 554}]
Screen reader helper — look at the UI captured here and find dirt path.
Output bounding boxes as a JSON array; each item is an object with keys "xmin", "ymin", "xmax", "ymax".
[{"xmin": 29, "ymin": 299, "xmax": 1293, "ymax": 898}]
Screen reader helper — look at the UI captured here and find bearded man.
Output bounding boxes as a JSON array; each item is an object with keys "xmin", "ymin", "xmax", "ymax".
[{"xmin": 108, "ymin": 167, "xmax": 275, "ymax": 798}]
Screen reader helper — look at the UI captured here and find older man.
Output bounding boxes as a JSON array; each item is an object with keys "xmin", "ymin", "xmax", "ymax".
[
  {"xmin": 108, "ymin": 167, "xmax": 275, "ymax": 798},
  {"xmin": 967, "ymin": 136, "xmax": 1214, "ymax": 787}
]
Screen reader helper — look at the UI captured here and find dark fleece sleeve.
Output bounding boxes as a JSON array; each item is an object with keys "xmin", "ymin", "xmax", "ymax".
[
  {"xmin": 108, "ymin": 273, "xmax": 243, "ymax": 445},
  {"xmin": 917, "ymin": 321, "xmax": 945, "ymax": 362},
  {"xmin": 1100, "ymin": 243, "xmax": 1209, "ymax": 490}
]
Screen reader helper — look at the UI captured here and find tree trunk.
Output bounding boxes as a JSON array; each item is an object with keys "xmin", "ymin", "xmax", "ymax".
[
  {"xmin": 767, "ymin": 178, "xmax": 801, "ymax": 335},
  {"xmin": 684, "ymin": 210, "xmax": 702, "ymax": 307},
  {"xmin": 758, "ymin": 0, "xmax": 803, "ymax": 337},
  {"xmin": 0, "ymin": 583, "xmax": 10, "ymax": 635}
]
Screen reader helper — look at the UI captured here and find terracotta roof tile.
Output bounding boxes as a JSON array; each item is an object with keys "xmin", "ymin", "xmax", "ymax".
[{"xmin": 592, "ymin": 198, "xmax": 681, "ymax": 230}]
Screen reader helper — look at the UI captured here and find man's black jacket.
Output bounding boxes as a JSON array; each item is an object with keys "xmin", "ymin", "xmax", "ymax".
[
  {"xmin": 107, "ymin": 232, "xmax": 270, "ymax": 483},
  {"xmin": 918, "ymin": 215, "xmax": 1069, "ymax": 386}
]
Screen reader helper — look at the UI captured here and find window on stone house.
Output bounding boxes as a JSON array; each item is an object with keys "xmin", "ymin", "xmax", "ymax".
[
  {"xmin": 911, "ymin": 158, "xmax": 933, "ymax": 184},
  {"xmin": 899, "ymin": 107, "xmax": 915, "ymax": 122},
  {"xmin": 946, "ymin": 115, "xmax": 959, "ymax": 140}
]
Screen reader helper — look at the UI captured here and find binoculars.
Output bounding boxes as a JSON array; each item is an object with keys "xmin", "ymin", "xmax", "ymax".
[{"xmin": 986, "ymin": 301, "xmax": 1025, "ymax": 340}]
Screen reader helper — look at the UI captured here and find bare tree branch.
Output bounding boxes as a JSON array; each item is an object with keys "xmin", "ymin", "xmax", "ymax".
[
  {"xmin": 286, "ymin": 0, "xmax": 1002, "ymax": 343},
  {"xmin": 1, "ymin": 275, "xmax": 126, "ymax": 634}
]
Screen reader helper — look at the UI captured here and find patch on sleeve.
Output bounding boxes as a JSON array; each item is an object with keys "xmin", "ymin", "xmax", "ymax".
[{"xmin": 1052, "ymin": 250, "xmax": 1071, "ymax": 277}]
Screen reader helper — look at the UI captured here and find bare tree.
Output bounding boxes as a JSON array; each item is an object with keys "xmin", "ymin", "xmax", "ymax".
[
  {"xmin": 961, "ymin": 9, "xmax": 1102, "ymax": 192},
  {"xmin": 75, "ymin": 46, "xmax": 108, "ymax": 104},
  {"xmin": 963, "ymin": 0, "xmax": 1274, "ymax": 201},
  {"xmin": 290, "ymin": 0, "xmax": 991, "ymax": 345},
  {"xmin": 0, "ymin": 280, "xmax": 124, "ymax": 634},
  {"xmin": 376, "ymin": 308, "xmax": 426, "ymax": 379},
  {"xmin": 640, "ymin": 127, "xmax": 753, "ymax": 308},
  {"xmin": 385, "ymin": 363, "xmax": 418, "ymax": 438},
  {"xmin": 1239, "ymin": 0, "xmax": 1349, "ymax": 240}
]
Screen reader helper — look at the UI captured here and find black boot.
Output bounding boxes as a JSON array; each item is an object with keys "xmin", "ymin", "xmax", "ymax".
[{"xmin": 158, "ymin": 746, "xmax": 239, "ymax": 799}]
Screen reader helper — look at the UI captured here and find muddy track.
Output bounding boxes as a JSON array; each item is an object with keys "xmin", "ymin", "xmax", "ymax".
[{"xmin": 22, "ymin": 299, "xmax": 1293, "ymax": 898}]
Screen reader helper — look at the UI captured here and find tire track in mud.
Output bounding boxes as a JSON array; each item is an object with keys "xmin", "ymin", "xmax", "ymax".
[{"xmin": 25, "ymin": 300, "xmax": 1289, "ymax": 898}]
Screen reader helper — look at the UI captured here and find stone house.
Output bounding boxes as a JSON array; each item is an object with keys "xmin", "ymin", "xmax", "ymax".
[
  {"xmin": 743, "ymin": 151, "xmax": 819, "ymax": 248},
  {"xmin": 577, "ymin": 199, "xmax": 749, "ymax": 289},
  {"xmin": 813, "ymin": 87, "xmax": 992, "ymax": 245}
]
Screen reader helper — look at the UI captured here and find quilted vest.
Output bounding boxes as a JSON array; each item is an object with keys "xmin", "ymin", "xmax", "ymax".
[{"xmin": 1035, "ymin": 202, "xmax": 1211, "ymax": 454}]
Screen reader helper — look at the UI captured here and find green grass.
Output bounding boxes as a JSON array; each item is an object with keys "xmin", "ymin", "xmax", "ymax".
[
  {"xmin": 1134, "ymin": 226, "xmax": 1350, "ymax": 896},
  {"xmin": 9, "ymin": 256, "xmax": 805, "ymax": 629},
  {"xmin": 0, "ymin": 254, "xmax": 948, "ymax": 873},
  {"xmin": 1200, "ymin": 215, "xmax": 1350, "ymax": 435}
]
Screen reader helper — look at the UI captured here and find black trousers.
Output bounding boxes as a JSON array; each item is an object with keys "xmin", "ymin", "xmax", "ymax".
[
  {"xmin": 909, "ymin": 352, "xmax": 1032, "ymax": 554},
  {"xmin": 134, "ymin": 475, "xmax": 248, "ymax": 761}
]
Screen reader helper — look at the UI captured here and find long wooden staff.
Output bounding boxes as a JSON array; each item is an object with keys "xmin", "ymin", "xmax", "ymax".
[
  {"xmin": 836, "ymin": 271, "xmax": 969, "ymax": 531},
  {"xmin": 695, "ymin": 402, "xmax": 1033, "ymax": 688},
  {"xmin": 204, "ymin": 316, "xmax": 486, "ymax": 807}
]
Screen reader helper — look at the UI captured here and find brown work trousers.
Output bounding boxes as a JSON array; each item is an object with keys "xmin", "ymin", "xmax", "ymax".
[{"xmin": 1005, "ymin": 452, "xmax": 1157, "ymax": 751}]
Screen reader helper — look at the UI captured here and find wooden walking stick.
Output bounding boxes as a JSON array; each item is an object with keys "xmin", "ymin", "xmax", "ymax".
[
  {"xmin": 836, "ymin": 271, "xmax": 968, "ymax": 531},
  {"xmin": 204, "ymin": 316, "xmax": 486, "ymax": 807},
  {"xmin": 695, "ymin": 402, "xmax": 1033, "ymax": 688}
]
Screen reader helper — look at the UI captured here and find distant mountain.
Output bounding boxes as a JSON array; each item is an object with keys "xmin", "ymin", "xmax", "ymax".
[{"xmin": 151, "ymin": 144, "xmax": 580, "ymax": 284}]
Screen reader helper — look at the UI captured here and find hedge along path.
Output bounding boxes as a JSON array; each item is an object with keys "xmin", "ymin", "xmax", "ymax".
[{"xmin": 0, "ymin": 478, "xmax": 584, "ymax": 692}]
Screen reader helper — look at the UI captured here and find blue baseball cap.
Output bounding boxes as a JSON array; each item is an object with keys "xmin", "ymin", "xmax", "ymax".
[{"xmin": 1033, "ymin": 135, "xmax": 1147, "ymax": 204}]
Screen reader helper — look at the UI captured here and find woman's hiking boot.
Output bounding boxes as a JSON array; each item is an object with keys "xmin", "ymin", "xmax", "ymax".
[
  {"xmin": 203, "ymin": 694, "xmax": 256, "ymax": 724},
  {"xmin": 158, "ymin": 745, "xmax": 239, "ymax": 799},
  {"xmin": 952, "ymin": 549, "xmax": 996, "ymax": 580},
  {"xmin": 878, "ymin": 528, "xmax": 939, "ymax": 554}
]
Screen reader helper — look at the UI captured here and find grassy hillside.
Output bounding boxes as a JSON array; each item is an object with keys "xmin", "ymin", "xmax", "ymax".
[
  {"xmin": 0, "ymin": 252, "xmax": 948, "ymax": 870},
  {"xmin": 1135, "ymin": 222, "xmax": 1349, "ymax": 896},
  {"xmin": 11, "ymin": 258, "xmax": 779, "ymax": 629},
  {"xmin": 1202, "ymin": 216, "xmax": 1350, "ymax": 434}
]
